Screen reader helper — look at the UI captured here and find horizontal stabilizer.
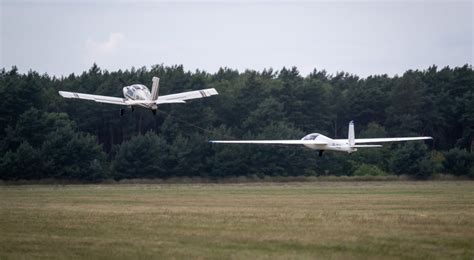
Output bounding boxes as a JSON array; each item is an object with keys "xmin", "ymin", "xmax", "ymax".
[
  {"xmin": 353, "ymin": 145, "xmax": 383, "ymax": 148},
  {"xmin": 156, "ymin": 100, "xmax": 186, "ymax": 105},
  {"xmin": 125, "ymin": 100, "xmax": 156, "ymax": 105}
]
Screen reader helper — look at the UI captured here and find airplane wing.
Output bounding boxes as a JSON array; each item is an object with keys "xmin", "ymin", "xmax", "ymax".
[
  {"xmin": 59, "ymin": 91, "xmax": 130, "ymax": 105},
  {"xmin": 156, "ymin": 88, "xmax": 218, "ymax": 104},
  {"xmin": 59, "ymin": 91, "xmax": 155, "ymax": 106},
  {"xmin": 351, "ymin": 137, "xmax": 433, "ymax": 144},
  {"xmin": 209, "ymin": 140, "xmax": 328, "ymax": 145}
]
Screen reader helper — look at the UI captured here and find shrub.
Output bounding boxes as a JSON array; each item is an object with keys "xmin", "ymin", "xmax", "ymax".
[
  {"xmin": 469, "ymin": 166, "xmax": 474, "ymax": 179},
  {"xmin": 112, "ymin": 131, "xmax": 168, "ymax": 179},
  {"xmin": 390, "ymin": 142, "xmax": 430, "ymax": 177},
  {"xmin": 443, "ymin": 148, "xmax": 473, "ymax": 176},
  {"xmin": 353, "ymin": 164, "xmax": 387, "ymax": 176}
]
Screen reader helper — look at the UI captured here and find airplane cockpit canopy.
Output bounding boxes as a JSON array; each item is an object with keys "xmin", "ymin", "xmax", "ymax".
[
  {"xmin": 302, "ymin": 133, "xmax": 319, "ymax": 140},
  {"xmin": 132, "ymin": 84, "xmax": 146, "ymax": 90},
  {"xmin": 126, "ymin": 88, "xmax": 134, "ymax": 97}
]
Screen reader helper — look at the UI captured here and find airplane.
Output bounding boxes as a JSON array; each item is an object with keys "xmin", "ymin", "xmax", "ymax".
[
  {"xmin": 210, "ymin": 121, "xmax": 432, "ymax": 156},
  {"xmin": 59, "ymin": 77, "xmax": 218, "ymax": 115}
]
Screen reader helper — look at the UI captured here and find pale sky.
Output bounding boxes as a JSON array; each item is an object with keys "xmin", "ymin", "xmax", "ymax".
[{"xmin": 1, "ymin": 0, "xmax": 473, "ymax": 77}]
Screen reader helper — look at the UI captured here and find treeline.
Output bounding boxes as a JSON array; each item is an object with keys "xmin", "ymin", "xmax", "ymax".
[{"xmin": 0, "ymin": 64, "xmax": 473, "ymax": 181}]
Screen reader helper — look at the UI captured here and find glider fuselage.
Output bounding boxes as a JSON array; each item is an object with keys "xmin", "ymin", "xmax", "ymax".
[{"xmin": 301, "ymin": 133, "xmax": 356, "ymax": 153}]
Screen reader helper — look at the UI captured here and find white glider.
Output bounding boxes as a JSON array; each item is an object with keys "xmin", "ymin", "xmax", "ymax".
[
  {"xmin": 59, "ymin": 77, "xmax": 218, "ymax": 115},
  {"xmin": 210, "ymin": 121, "xmax": 432, "ymax": 156}
]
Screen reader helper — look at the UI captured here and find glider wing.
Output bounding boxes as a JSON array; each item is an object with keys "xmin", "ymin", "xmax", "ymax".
[
  {"xmin": 209, "ymin": 140, "xmax": 328, "ymax": 145},
  {"xmin": 352, "ymin": 137, "xmax": 433, "ymax": 144}
]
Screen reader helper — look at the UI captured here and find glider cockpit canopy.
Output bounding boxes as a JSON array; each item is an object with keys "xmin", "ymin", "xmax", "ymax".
[{"xmin": 302, "ymin": 133, "xmax": 319, "ymax": 140}]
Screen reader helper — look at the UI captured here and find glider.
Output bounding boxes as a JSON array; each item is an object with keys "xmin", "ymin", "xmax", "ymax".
[
  {"xmin": 59, "ymin": 77, "xmax": 218, "ymax": 115},
  {"xmin": 210, "ymin": 121, "xmax": 432, "ymax": 156}
]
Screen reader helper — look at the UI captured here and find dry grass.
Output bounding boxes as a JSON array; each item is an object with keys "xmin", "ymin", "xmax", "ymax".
[{"xmin": 1, "ymin": 181, "xmax": 473, "ymax": 259}]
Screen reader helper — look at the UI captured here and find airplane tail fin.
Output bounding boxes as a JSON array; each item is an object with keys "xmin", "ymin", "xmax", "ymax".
[
  {"xmin": 151, "ymin": 77, "xmax": 160, "ymax": 101},
  {"xmin": 348, "ymin": 120, "xmax": 355, "ymax": 147}
]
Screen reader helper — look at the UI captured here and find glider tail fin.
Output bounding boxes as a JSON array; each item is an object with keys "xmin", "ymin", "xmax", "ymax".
[
  {"xmin": 151, "ymin": 77, "xmax": 160, "ymax": 101},
  {"xmin": 348, "ymin": 120, "xmax": 355, "ymax": 147}
]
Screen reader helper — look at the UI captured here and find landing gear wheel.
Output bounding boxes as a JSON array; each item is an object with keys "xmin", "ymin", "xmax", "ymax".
[
  {"xmin": 152, "ymin": 109, "xmax": 157, "ymax": 115},
  {"xmin": 318, "ymin": 150, "xmax": 324, "ymax": 157},
  {"xmin": 120, "ymin": 109, "xmax": 124, "ymax": 116},
  {"xmin": 131, "ymin": 106, "xmax": 134, "ymax": 112}
]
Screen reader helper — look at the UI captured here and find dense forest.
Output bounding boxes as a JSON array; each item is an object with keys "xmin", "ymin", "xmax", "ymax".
[{"xmin": 0, "ymin": 64, "xmax": 473, "ymax": 181}]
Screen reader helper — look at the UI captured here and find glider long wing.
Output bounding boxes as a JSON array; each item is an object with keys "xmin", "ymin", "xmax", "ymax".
[
  {"xmin": 209, "ymin": 140, "xmax": 328, "ymax": 145},
  {"xmin": 157, "ymin": 88, "xmax": 218, "ymax": 104},
  {"xmin": 342, "ymin": 137, "xmax": 433, "ymax": 144}
]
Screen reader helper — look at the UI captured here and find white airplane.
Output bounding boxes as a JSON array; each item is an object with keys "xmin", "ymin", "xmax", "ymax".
[
  {"xmin": 210, "ymin": 121, "xmax": 432, "ymax": 156},
  {"xmin": 59, "ymin": 77, "xmax": 218, "ymax": 115}
]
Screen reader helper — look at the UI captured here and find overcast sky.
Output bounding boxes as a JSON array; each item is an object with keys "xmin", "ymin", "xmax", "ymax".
[{"xmin": 1, "ymin": 0, "xmax": 472, "ymax": 77}]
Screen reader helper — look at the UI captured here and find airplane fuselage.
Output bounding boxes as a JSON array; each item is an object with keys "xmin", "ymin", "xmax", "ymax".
[
  {"xmin": 122, "ymin": 84, "xmax": 157, "ymax": 110},
  {"xmin": 301, "ymin": 133, "xmax": 357, "ymax": 153}
]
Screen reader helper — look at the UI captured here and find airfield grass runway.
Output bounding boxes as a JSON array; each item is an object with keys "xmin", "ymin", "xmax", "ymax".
[{"xmin": 1, "ymin": 181, "xmax": 473, "ymax": 259}]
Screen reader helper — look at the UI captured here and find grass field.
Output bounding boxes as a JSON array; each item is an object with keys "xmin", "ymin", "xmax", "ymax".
[{"xmin": 1, "ymin": 182, "xmax": 473, "ymax": 259}]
